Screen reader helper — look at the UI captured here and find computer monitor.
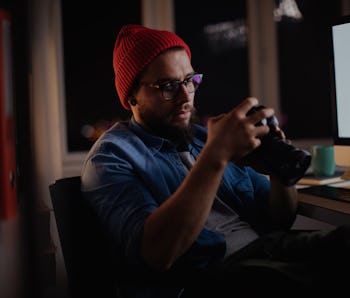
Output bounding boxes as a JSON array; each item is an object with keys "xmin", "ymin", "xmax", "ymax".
[{"xmin": 330, "ymin": 15, "xmax": 350, "ymax": 171}]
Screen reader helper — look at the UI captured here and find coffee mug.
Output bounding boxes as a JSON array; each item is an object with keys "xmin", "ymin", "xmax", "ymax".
[{"xmin": 310, "ymin": 145, "xmax": 336, "ymax": 176}]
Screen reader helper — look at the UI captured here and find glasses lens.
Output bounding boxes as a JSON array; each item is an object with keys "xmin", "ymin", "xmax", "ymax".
[
  {"xmin": 161, "ymin": 74, "xmax": 203, "ymax": 100},
  {"xmin": 187, "ymin": 74, "xmax": 203, "ymax": 93},
  {"xmin": 162, "ymin": 82, "xmax": 178, "ymax": 100},
  {"xmin": 192, "ymin": 74, "xmax": 203, "ymax": 88}
]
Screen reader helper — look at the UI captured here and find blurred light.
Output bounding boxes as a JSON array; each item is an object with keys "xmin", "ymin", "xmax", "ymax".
[
  {"xmin": 274, "ymin": 0, "xmax": 303, "ymax": 22},
  {"xmin": 203, "ymin": 19, "xmax": 247, "ymax": 54}
]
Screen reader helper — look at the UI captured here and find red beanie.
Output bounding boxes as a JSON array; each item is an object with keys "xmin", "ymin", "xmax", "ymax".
[{"xmin": 113, "ymin": 24, "xmax": 191, "ymax": 110}]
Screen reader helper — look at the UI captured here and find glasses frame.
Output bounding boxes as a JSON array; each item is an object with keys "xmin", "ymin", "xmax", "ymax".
[{"xmin": 141, "ymin": 73, "xmax": 203, "ymax": 101}]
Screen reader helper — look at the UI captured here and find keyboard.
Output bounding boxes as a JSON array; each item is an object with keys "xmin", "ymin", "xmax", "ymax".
[{"xmin": 298, "ymin": 185, "xmax": 350, "ymax": 203}]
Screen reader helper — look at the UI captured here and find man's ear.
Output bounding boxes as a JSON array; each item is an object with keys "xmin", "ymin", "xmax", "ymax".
[{"xmin": 129, "ymin": 96, "xmax": 137, "ymax": 106}]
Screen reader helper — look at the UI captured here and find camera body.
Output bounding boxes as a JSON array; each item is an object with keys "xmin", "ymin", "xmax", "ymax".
[{"xmin": 244, "ymin": 105, "xmax": 311, "ymax": 186}]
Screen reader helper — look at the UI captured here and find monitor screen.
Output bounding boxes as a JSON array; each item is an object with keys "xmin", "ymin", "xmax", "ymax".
[{"xmin": 330, "ymin": 15, "xmax": 350, "ymax": 167}]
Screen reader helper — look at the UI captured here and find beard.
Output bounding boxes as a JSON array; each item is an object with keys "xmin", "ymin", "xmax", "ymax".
[{"xmin": 138, "ymin": 103, "xmax": 197, "ymax": 150}]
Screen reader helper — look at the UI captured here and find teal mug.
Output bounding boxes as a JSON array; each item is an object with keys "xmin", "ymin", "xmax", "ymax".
[{"xmin": 310, "ymin": 145, "xmax": 336, "ymax": 177}]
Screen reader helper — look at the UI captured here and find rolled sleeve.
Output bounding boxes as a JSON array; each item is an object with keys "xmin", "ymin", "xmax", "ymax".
[{"xmin": 81, "ymin": 146, "xmax": 159, "ymax": 266}]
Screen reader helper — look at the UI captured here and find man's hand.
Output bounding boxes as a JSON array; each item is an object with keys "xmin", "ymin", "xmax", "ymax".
[{"xmin": 205, "ymin": 97, "xmax": 275, "ymax": 164}]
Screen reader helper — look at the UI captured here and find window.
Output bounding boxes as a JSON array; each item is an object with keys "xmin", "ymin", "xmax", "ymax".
[
  {"xmin": 61, "ymin": 1, "xmax": 141, "ymax": 152},
  {"xmin": 174, "ymin": 0, "xmax": 248, "ymax": 124},
  {"xmin": 276, "ymin": 0, "xmax": 342, "ymax": 138}
]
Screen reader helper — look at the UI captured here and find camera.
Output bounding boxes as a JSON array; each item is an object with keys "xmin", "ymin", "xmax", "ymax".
[{"xmin": 243, "ymin": 105, "xmax": 311, "ymax": 186}]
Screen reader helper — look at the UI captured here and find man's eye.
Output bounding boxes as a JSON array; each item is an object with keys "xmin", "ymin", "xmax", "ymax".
[{"xmin": 162, "ymin": 82, "xmax": 177, "ymax": 91}]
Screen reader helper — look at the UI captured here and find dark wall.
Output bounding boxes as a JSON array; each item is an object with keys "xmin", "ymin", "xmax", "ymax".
[{"xmin": 2, "ymin": 0, "xmax": 41, "ymax": 297}]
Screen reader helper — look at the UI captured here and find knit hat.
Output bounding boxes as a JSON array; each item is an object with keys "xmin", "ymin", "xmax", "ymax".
[{"xmin": 113, "ymin": 24, "xmax": 191, "ymax": 110}]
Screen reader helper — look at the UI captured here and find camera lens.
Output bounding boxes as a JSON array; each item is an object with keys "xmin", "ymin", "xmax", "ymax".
[
  {"xmin": 258, "ymin": 135, "xmax": 311, "ymax": 186},
  {"xmin": 245, "ymin": 105, "xmax": 311, "ymax": 186}
]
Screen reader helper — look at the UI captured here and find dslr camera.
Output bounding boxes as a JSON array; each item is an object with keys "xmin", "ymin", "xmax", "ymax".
[{"xmin": 244, "ymin": 105, "xmax": 311, "ymax": 186}]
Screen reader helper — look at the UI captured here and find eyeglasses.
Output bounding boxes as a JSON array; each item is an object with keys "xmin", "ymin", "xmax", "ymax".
[{"xmin": 141, "ymin": 73, "xmax": 203, "ymax": 101}]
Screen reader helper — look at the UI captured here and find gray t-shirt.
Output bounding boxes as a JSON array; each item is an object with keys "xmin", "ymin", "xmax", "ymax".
[{"xmin": 178, "ymin": 151, "xmax": 259, "ymax": 259}]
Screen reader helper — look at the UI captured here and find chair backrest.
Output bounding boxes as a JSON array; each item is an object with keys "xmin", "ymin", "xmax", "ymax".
[{"xmin": 49, "ymin": 176, "xmax": 119, "ymax": 298}]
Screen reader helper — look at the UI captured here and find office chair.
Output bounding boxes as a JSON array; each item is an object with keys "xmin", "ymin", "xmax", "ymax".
[
  {"xmin": 49, "ymin": 177, "xmax": 319, "ymax": 297},
  {"xmin": 49, "ymin": 176, "xmax": 120, "ymax": 298}
]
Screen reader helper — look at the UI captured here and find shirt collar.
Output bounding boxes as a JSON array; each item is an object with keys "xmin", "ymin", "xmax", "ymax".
[
  {"xmin": 127, "ymin": 117, "xmax": 204, "ymax": 153},
  {"xmin": 128, "ymin": 117, "xmax": 175, "ymax": 151}
]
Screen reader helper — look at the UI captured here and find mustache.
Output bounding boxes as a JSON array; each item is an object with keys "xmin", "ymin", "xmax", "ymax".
[{"xmin": 173, "ymin": 103, "xmax": 194, "ymax": 114}]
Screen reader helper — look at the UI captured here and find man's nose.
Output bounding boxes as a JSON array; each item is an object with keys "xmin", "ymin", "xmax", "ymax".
[{"xmin": 176, "ymin": 84, "xmax": 192, "ymax": 103}]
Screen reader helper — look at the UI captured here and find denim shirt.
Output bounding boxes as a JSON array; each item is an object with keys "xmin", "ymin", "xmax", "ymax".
[{"xmin": 81, "ymin": 117, "xmax": 271, "ymax": 273}]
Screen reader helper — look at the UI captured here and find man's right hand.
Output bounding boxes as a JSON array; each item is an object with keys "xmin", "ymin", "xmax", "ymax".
[{"xmin": 205, "ymin": 97, "xmax": 275, "ymax": 163}]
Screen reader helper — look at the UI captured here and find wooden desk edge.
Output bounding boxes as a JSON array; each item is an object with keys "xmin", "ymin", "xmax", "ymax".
[{"xmin": 298, "ymin": 192, "xmax": 350, "ymax": 226}]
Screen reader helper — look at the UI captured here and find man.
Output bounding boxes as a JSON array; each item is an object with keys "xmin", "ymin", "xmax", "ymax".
[{"xmin": 81, "ymin": 24, "xmax": 349, "ymax": 297}]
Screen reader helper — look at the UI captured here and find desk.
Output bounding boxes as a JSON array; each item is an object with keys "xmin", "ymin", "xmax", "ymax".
[{"xmin": 297, "ymin": 181, "xmax": 350, "ymax": 226}]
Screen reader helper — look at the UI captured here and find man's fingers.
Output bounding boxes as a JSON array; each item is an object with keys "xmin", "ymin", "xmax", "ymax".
[{"xmin": 227, "ymin": 97, "xmax": 259, "ymax": 118}]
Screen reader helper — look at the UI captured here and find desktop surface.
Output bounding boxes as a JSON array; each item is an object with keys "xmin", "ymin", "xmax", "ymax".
[
  {"xmin": 298, "ymin": 185, "xmax": 350, "ymax": 203},
  {"xmin": 297, "ymin": 179, "xmax": 350, "ymax": 226}
]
